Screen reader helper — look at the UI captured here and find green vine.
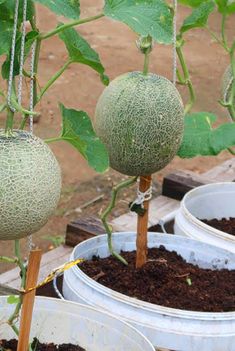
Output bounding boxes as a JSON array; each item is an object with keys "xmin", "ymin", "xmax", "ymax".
[
  {"xmin": 40, "ymin": 14, "xmax": 104, "ymax": 41},
  {"xmin": 176, "ymin": 38, "xmax": 196, "ymax": 114},
  {"xmin": 228, "ymin": 41, "xmax": 235, "ymax": 120},
  {"xmin": 2, "ymin": 10, "xmax": 105, "ymax": 133},
  {"xmin": 207, "ymin": 13, "xmax": 235, "ymax": 152},
  {"xmin": 100, "ymin": 177, "xmax": 138, "ymax": 265},
  {"xmin": 221, "ymin": 13, "xmax": 229, "ymax": 52},
  {"xmin": 7, "ymin": 240, "xmax": 27, "ymax": 336},
  {"xmin": 0, "ymin": 256, "xmax": 18, "ymax": 264},
  {"xmin": 37, "ymin": 60, "xmax": 73, "ymax": 104},
  {"xmin": 5, "ymin": 109, "xmax": 14, "ymax": 136}
]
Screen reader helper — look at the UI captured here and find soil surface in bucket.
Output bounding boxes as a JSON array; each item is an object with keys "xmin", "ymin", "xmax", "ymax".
[
  {"xmin": 0, "ymin": 339, "xmax": 86, "ymax": 351},
  {"xmin": 79, "ymin": 245, "xmax": 235, "ymax": 312},
  {"xmin": 201, "ymin": 217, "xmax": 235, "ymax": 236}
]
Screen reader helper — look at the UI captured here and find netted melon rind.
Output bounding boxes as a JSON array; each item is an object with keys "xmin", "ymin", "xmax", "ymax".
[
  {"xmin": 95, "ymin": 72, "xmax": 184, "ymax": 176},
  {"xmin": 222, "ymin": 65, "xmax": 234, "ymax": 103},
  {"xmin": 0, "ymin": 130, "xmax": 61, "ymax": 240}
]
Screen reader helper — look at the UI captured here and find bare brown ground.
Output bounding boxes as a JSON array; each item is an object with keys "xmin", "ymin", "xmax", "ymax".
[{"xmin": 0, "ymin": 1, "xmax": 234, "ymax": 273}]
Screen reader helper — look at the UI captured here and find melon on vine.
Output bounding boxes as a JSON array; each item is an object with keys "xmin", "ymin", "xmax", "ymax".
[
  {"xmin": 95, "ymin": 72, "xmax": 184, "ymax": 176},
  {"xmin": 0, "ymin": 130, "xmax": 61, "ymax": 240},
  {"xmin": 222, "ymin": 65, "xmax": 234, "ymax": 106}
]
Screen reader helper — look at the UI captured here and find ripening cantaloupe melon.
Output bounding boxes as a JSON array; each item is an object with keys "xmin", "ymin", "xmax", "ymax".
[
  {"xmin": 95, "ymin": 72, "xmax": 184, "ymax": 176},
  {"xmin": 222, "ymin": 65, "xmax": 234, "ymax": 107},
  {"xmin": 0, "ymin": 130, "xmax": 61, "ymax": 240}
]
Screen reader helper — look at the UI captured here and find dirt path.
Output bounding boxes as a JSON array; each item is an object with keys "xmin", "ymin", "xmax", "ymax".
[{"xmin": 0, "ymin": 1, "xmax": 234, "ymax": 273}]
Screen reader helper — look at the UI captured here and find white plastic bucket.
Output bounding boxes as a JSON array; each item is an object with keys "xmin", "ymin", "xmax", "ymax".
[
  {"xmin": 63, "ymin": 232, "xmax": 235, "ymax": 351},
  {"xmin": 174, "ymin": 182, "xmax": 235, "ymax": 253},
  {"xmin": 0, "ymin": 296, "xmax": 155, "ymax": 351}
]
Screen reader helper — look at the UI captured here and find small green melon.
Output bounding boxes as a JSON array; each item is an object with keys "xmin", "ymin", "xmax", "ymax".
[
  {"xmin": 222, "ymin": 65, "xmax": 234, "ymax": 106},
  {"xmin": 95, "ymin": 72, "xmax": 184, "ymax": 176},
  {"xmin": 0, "ymin": 130, "xmax": 61, "ymax": 240}
]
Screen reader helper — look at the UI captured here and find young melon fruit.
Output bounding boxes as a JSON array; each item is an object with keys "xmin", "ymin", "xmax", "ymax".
[
  {"xmin": 0, "ymin": 130, "xmax": 61, "ymax": 240},
  {"xmin": 95, "ymin": 72, "xmax": 184, "ymax": 176},
  {"xmin": 222, "ymin": 65, "xmax": 234, "ymax": 106}
]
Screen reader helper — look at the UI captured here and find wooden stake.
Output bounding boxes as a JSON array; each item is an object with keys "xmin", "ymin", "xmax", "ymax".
[
  {"xmin": 136, "ymin": 175, "xmax": 152, "ymax": 268},
  {"xmin": 17, "ymin": 249, "xmax": 42, "ymax": 351}
]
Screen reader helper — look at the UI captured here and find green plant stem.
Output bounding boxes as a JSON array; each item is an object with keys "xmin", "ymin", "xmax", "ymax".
[
  {"xmin": 23, "ymin": 68, "xmax": 31, "ymax": 78},
  {"xmin": 5, "ymin": 108, "xmax": 14, "ymax": 135},
  {"xmin": 206, "ymin": 27, "xmax": 229, "ymax": 52},
  {"xmin": 44, "ymin": 137, "xmax": 63, "ymax": 143},
  {"xmin": 224, "ymin": 42, "xmax": 235, "ymax": 121},
  {"xmin": 37, "ymin": 60, "xmax": 72, "ymax": 103},
  {"xmin": 100, "ymin": 177, "xmax": 138, "ymax": 265},
  {"xmin": 33, "ymin": 37, "xmax": 41, "ymax": 107},
  {"xmin": 176, "ymin": 44, "xmax": 196, "ymax": 114},
  {"xmin": 225, "ymin": 43, "xmax": 235, "ymax": 152},
  {"xmin": 29, "ymin": 1, "xmax": 37, "ymax": 31},
  {"xmin": 30, "ymin": 2, "xmax": 41, "ymax": 109},
  {"xmin": 19, "ymin": 4, "xmax": 41, "ymax": 130},
  {"xmin": 143, "ymin": 51, "xmax": 150, "ymax": 75},
  {"xmin": 12, "ymin": 98, "xmax": 39, "ymax": 117},
  {"xmin": 0, "ymin": 256, "xmax": 18, "ymax": 264},
  {"xmin": 221, "ymin": 13, "xmax": 229, "ymax": 51},
  {"xmin": 40, "ymin": 14, "xmax": 104, "ymax": 41},
  {"xmin": 0, "ymin": 104, "xmax": 6, "ymax": 113},
  {"xmin": 7, "ymin": 240, "xmax": 27, "ymax": 336}
]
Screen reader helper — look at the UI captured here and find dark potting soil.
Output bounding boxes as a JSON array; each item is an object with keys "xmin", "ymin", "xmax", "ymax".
[
  {"xmin": 0, "ymin": 339, "xmax": 86, "ymax": 351},
  {"xmin": 79, "ymin": 246, "xmax": 235, "ymax": 312},
  {"xmin": 201, "ymin": 217, "xmax": 235, "ymax": 236}
]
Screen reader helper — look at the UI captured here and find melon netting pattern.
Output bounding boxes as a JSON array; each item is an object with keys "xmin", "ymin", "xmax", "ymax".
[
  {"xmin": 95, "ymin": 72, "xmax": 184, "ymax": 176},
  {"xmin": 0, "ymin": 130, "xmax": 62, "ymax": 240}
]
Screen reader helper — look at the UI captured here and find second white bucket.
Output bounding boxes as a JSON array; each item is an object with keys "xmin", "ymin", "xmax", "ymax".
[
  {"xmin": 63, "ymin": 232, "xmax": 235, "ymax": 351},
  {"xmin": 174, "ymin": 182, "xmax": 235, "ymax": 253},
  {"xmin": 0, "ymin": 296, "xmax": 155, "ymax": 351}
]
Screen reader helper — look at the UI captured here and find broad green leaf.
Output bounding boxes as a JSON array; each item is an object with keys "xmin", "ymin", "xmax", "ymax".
[
  {"xmin": 227, "ymin": 0, "xmax": 235, "ymax": 13},
  {"xmin": 0, "ymin": 0, "xmax": 34, "ymax": 21},
  {"xmin": 34, "ymin": 0, "xmax": 80, "ymax": 19},
  {"xmin": 104, "ymin": 0, "xmax": 173, "ymax": 44},
  {"xmin": 210, "ymin": 123, "xmax": 235, "ymax": 154},
  {"xmin": 216, "ymin": 0, "xmax": 235, "ymax": 14},
  {"xmin": 2, "ymin": 53, "xmax": 20, "ymax": 80},
  {"xmin": 0, "ymin": 1, "xmax": 14, "ymax": 20},
  {"xmin": 59, "ymin": 104, "xmax": 109, "ymax": 172},
  {"xmin": 0, "ymin": 21, "xmax": 13, "ymax": 56},
  {"xmin": 1, "ymin": 31, "xmax": 38, "ymax": 79},
  {"xmin": 178, "ymin": 112, "xmax": 235, "ymax": 158},
  {"xmin": 179, "ymin": 0, "xmax": 208, "ymax": 7},
  {"xmin": 180, "ymin": 0, "xmax": 215, "ymax": 33},
  {"xmin": 7, "ymin": 295, "xmax": 20, "ymax": 304},
  {"xmin": 59, "ymin": 26, "xmax": 108, "ymax": 85}
]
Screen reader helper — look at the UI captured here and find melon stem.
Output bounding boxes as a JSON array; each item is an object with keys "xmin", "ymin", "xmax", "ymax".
[
  {"xmin": 143, "ymin": 51, "xmax": 150, "ymax": 75},
  {"xmin": 5, "ymin": 108, "xmax": 14, "ymax": 135},
  {"xmin": 100, "ymin": 176, "xmax": 138, "ymax": 265}
]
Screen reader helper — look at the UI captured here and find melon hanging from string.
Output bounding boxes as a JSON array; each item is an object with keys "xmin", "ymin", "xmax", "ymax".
[
  {"xmin": 95, "ymin": 71, "xmax": 184, "ymax": 176},
  {"xmin": 0, "ymin": 130, "xmax": 61, "ymax": 240}
]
